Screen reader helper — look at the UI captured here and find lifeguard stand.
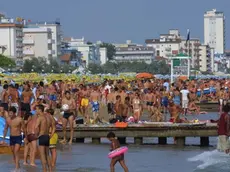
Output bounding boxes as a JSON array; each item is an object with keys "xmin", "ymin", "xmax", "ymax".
[{"xmin": 170, "ymin": 53, "xmax": 191, "ymax": 83}]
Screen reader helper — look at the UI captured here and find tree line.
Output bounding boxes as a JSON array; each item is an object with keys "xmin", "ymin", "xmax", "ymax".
[{"xmin": 87, "ymin": 61, "xmax": 170, "ymax": 74}]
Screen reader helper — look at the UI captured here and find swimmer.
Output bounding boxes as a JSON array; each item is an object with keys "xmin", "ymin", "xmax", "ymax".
[{"xmin": 107, "ymin": 132, "xmax": 129, "ymax": 172}]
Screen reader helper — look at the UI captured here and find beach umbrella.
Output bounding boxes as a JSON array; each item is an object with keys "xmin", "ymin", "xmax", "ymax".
[
  {"xmin": 178, "ymin": 75, "xmax": 188, "ymax": 81},
  {"xmin": 136, "ymin": 72, "xmax": 154, "ymax": 79}
]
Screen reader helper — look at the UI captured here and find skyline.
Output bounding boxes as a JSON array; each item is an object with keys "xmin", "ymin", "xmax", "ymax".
[{"xmin": 1, "ymin": 0, "xmax": 229, "ymax": 48}]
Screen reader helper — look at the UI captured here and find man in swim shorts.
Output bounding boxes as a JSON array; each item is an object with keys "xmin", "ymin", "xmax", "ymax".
[
  {"xmin": 61, "ymin": 91, "xmax": 75, "ymax": 144},
  {"xmin": 48, "ymin": 80, "xmax": 58, "ymax": 109},
  {"xmin": 46, "ymin": 109, "xmax": 58, "ymax": 167},
  {"xmin": 21, "ymin": 84, "xmax": 34, "ymax": 117},
  {"xmin": 90, "ymin": 86, "xmax": 101, "ymax": 122},
  {"xmin": 1, "ymin": 84, "xmax": 9, "ymax": 111},
  {"xmin": 217, "ymin": 104, "xmax": 230, "ymax": 154},
  {"xmin": 4, "ymin": 107, "xmax": 25, "ymax": 170},
  {"xmin": 80, "ymin": 86, "xmax": 89, "ymax": 120},
  {"xmin": 24, "ymin": 111, "xmax": 38, "ymax": 166},
  {"xmin": 35, "ymin": 105, "xmax": 52, "ymax": 172}
]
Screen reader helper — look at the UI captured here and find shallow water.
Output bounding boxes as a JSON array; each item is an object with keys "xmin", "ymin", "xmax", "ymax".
[{"xmin": 1, "ymin": 112, "xmax": 229, "ymax": 172}]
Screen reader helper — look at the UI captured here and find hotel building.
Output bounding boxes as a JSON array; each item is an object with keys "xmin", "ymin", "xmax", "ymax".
[
  {"xmin": 0, "ymin": 17, "xmax": 23, "ymax": 65},
  {"xmin": 23, "ymin": 27, "xmax": 53, "ymax": 61},
  {"xmin": 204, "ymin": 9, "xmax": 225, "ymax": 54}
]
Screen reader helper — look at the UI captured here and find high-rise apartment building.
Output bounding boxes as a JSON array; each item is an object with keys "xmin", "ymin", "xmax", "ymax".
[
  {"xmin": 0, "ymin": 17, "xmax": 24, "ymax": 65},
  {"xmin": 26, "ymin": 19, "xmax": 62, "ymax": 58},
  {"xmin": 204, "ymin": 9, "xmax": 225, "ymax": 54},
  {"xmin": 23, "ymin": 27, "xmax": 53, "ymax": 61}
]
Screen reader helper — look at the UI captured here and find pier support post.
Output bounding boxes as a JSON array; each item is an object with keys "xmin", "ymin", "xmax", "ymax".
[
  {"xmin": 175, "ymin": 137, "xmax": 185, "ymax": 146},
  {"xmin": 158, "ymin": 137, "xmax": 167, "ymax": 145},
  {"xmin": 134, "ymin": 137, "xmax": 143, "ymax": 145},
  {"xmin": 75, "ymin": 138, "xmax": 85, "ymax": 143},
  {"xmin": 92, "ymin": 138, "xmax": 101, "ymax": 144},
  {"xmin": 200, "ymin": 137, "xmax": 209, "ymax": 147},
  {"xmin": 118, "ymin": 137, "xmax": 126, "ymax": 145}
]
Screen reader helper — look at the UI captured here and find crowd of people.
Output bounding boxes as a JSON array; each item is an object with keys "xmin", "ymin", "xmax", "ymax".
[{"xmin": 0, "ymin": 77, "xmax": 228, "ymax": 171}]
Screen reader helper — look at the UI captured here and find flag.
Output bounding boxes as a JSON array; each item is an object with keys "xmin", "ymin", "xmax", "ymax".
[
  {"xmin": 186, "ymin": 29, "xmax": 190, "ymax": 44},
  {"xmin": 28, "ymin": 19, "xmax": 31, "ymax": 22}
]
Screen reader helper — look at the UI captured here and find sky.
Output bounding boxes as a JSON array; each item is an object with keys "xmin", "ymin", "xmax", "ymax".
[{"xmin": 1, "ymin": 0, "xmax": 230, "ymax": 48}]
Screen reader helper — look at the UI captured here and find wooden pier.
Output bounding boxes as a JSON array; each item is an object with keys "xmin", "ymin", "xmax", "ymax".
[
  {"xmin": 196, "ymin": 102, "xmax": 219, "ymax": 112},
  {"xmin": 56, "ymin": 123, "xmax": 217, "ymax": 147}
]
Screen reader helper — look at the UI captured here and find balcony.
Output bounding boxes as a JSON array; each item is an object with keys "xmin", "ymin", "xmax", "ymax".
[
  {"xmin": 48, "ymin": 50, "xmax": 55, "ymax": 55},
  {"xmin": 193, "ymin": 43, "xmax": 200, "ymax": 46},
  {"xmin": 194, "ymin": 47, "xmax": 199, "ymax": 51},
  {"xmin": 184, "ymin": 43, "xmax": 192, "ymax": 47},
  {"xmin": 48, "ymin": 39, "xmax": 54, "ymax": 44},
  {"xmin": 165, "ymin": 47, "xmax": 171, "ymax": 51},
  {"xmin": 16, "ymin": 44, "xmax": 23, "ymax": 48},
  {"xmin": 23, "ymin": 39, "xmax": 34, "ymax": 44},
  {"xmin": 23, "ymin": 49, "xmax": 34, "ymax": 55}
]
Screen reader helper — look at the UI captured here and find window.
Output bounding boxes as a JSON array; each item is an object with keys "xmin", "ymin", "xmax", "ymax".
[{"xmin": 156, "ymin": 50, "xmax": 160, "ymax": 56}]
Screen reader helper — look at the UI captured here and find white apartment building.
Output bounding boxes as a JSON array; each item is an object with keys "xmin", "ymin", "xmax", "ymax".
[
  {"xmin": 204, "ymin": 9, "xmax": 225, "ymax": 54},
  {"xmin": 146, "ymin": 29, "xmax": 201, "ymax": 68},
  {"xmin": 146, "ymin": 30, "xmax": 181, "ymax": 59},
  {"xmin": 64, "ymin": 37, "xmax": 101, "ymax": 67},
  {"xmin": 198, "ymin": 45, "xmax": 215, "ymax": 72},
  {"xmin": 180, "ymin": 39, "xmax": 200, "ymax": 69},
  {"xmin": 0, "ymin": 18, "xmax": 23, "ymax": 65},
  {"xmin": 114, "ymin": 46, "xmax": 155, "ymax": 64},
  {"xmin": 26, "ymin": 20, "xmax": 62, "ymax": 58},
  {"xmin": 113, "ymin": 40, "xmax": 142, "ymax": 48},
  {"xmin": 23, "ymin": 27, "xmax": 53, "ymax": 61}
]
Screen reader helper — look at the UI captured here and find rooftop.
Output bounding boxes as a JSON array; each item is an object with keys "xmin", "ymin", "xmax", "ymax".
[
  {"xmin": 145, "ymin": 38, "xmax": 181, "ymax": 44},
  {"xmin": 27, "ymin": 20, "xmax": 61, "ymax": 26},
  {"xmin": 116, "ymin": 46, "xmax": 154, "ymax": 52},
  {"xmin": 23, "ymin": 27, "xmax": 51, "ymax": 33},
  {"xmin": 60, "ymin": 54, "xmax": 71, "ymax": 61}
]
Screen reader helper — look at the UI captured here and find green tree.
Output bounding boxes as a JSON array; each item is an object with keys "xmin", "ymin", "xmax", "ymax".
[
  {"xmin": 100, "ymin": 43, "xmax": 116, "ymax": 61},
  {"xmin": 0, "ymin": 54, "xmax": 16, "ymax": 68},
  {"xmin": 49, "ymin": 57, "xmax": 60, "ymax": 73},
  {"xmin": 87, "ymin": 63, "xmax": 103, "ymax": 74},
  {"xmin": 87, "ymin": 61, "xmax": 170, "ymax": 75}
]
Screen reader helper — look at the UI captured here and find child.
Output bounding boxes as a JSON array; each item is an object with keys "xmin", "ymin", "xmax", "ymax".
[{"xmin": 107, "ymin": 132, "xmax": 129, "ymax": 172}]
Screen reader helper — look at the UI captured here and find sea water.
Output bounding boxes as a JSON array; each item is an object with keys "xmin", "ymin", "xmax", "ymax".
[{"xmin": 1, "ymin": 112, "xmax": 229, "ymax": 172}]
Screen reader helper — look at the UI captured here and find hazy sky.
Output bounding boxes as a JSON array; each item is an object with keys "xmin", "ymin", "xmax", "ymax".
[{"xmin": 1, "ymin": 0, "xmax": 230, "ymax": 48}]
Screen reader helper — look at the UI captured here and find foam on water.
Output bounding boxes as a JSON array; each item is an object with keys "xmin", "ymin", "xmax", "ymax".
[{"xmin": 188, "ymin": 150, "xmax": 230, "ymax": 170}]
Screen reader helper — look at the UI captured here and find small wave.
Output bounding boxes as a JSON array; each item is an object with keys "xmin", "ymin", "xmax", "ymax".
[{"xmin": 188, "ymin": 150, "xmax": 230, "ymax": 169}]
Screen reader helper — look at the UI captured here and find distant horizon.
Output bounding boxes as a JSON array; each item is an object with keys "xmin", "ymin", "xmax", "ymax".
[{"xmin": 1, "ymin": 0, "xmax": 229, "ymax": 49}]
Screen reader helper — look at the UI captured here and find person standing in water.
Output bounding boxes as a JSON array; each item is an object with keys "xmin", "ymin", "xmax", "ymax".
[
  {"xmin": 24, "ymin": 111, "xmax": 38, "ymax": 166},
  {"xmin": 217, "ymin": 104, "xmax": 230, "ymax": 154},
  {"xmin": 3, "ymin": 106, "xmax": 25, "ymax": 170},
  {"xmin": 61, "ymin": 91, "xmax": 75, "ymax": 144},
  {"xmin": 35, "ymin": 105, "xmax": 52, "ymax": 172},
  {"xmin": 46, "ymin": 109, "xmax": 58, "ymax": 168},
  {"xmin": 107, "ymin": 132, "xmax": 129, "ymax": 172}
]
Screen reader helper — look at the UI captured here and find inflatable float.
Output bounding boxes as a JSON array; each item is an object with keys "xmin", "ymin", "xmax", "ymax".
[
  {"xmin": 108, "ymin": 146, "xmax": 128, "ymax": 158},
  {"xmin": 0, "ymin": 117, "xmax": 10, "ymax": 140}
]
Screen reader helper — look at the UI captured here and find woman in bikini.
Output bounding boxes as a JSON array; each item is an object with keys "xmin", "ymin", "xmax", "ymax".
[{"xmin": 132, "ymin": 93, "xmax": 142, "ymax": 122}]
